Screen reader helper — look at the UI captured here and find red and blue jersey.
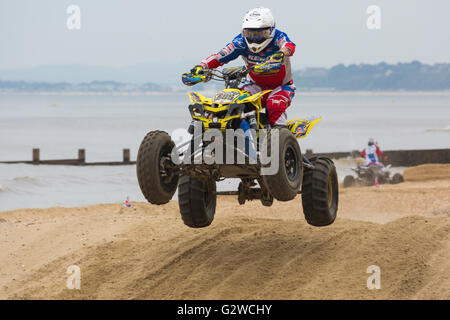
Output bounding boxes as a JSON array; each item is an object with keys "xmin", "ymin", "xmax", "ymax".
[
  {"xmin": 200, "ymin": 29, "xmax": 296, "ymax": 89},
  {"xmin": 361, "ymin": 145, "xmax": 384, "ymax": 163}
]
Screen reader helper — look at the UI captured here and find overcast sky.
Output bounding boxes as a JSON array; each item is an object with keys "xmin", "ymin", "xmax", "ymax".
[{"xmin": 1, "ymin": 0, "xmax": 449, "ymax": 70}]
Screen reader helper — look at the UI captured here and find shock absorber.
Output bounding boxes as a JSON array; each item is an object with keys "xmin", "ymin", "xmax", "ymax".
[
  {"xmin": 248, "ymin": 114, "xmax": 257, "ymax": 130},
  {"xmin": 240, "ymin": 120, "xmax": 257, "ymax": 160}
]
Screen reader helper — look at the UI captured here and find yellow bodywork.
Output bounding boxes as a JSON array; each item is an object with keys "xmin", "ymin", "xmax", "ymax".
[
  {"xmin": 287, "ymin": 117, "xmax": 323, "ymax": 139},
  {"xmin": 188, "ymin": 89, "xmax": 321, "ymax": 138},
  {"xmin": 188, "ymin": 89, "xmax": 272, "ymax": 131},
  {"xmin": 237, "ymin": 90, "xmax": 272, "ymax": 108},
  {"xmin": 188, "ymin": 92, "xmax": 212, "ymax": 105}
]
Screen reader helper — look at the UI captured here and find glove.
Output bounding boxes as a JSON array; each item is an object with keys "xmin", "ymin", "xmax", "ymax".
[
  {"xmin": 268, "ymin": 51, "xmax": 285, "ymax": 62},
  {"xmin": 190, "ymin": 65, "xmax": 204, "ymax": 75},
  {"xmin": 182, "ymin": 65, "xmax": 208, "ymax": 86}
]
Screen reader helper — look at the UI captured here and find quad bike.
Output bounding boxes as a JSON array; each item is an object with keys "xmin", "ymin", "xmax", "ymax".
[
  {"xmin": 343, "ymin": 164, "xmax": 404, "ymax": 188},
  {"xmin": 136, "ymin": 60, "xmax": 339, "ymax": 228}
]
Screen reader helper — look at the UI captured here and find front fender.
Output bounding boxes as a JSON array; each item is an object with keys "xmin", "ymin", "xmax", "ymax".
[
  {"xmin": 237, "ymin": 90, "xmax": 272, "ymax": 109},
  {"xmin": 188, "ymin": 92, "xmax": 212, "ymax": 105}
]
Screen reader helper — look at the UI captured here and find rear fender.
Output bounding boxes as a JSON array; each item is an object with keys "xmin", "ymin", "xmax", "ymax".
[{"xmin": 287, "ymin": 116, "xmax": 322, "ymax": 139}]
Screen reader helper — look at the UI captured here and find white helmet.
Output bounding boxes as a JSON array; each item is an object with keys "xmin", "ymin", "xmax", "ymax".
[{"xmin": 242, "ymin": 7, "xmax": 275, "ymax": 53}]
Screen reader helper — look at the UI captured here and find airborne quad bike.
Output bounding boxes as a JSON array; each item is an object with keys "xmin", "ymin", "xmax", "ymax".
[
  {"xmin": 136, "ymin": 62, "xmax": 339, "ymax": 228},
  {"xmin": 343, "ymin": 164, "xmax": 404, "ymax": 188}
]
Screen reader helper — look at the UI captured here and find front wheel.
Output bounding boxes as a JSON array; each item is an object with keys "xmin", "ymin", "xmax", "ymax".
[
  {"xmin": 343, "ymin": 175, "xmax": 355, "ymax": 188},
  {"xmin": 301, "ymin": 157, "xmax": 339, "ymax": 227},
  {"xmin": 178, "ymin": 175, "xmax": 217, "ymax": 228},
  {"xmin": 378, "ymin": 174, "xmax": 388, "ymax": 184},
  {"xmin": 136, "ymin": 130, "xmax": 179, "ymax": 204},
  {"xmin": 262, "ymin": 128, "xmax": 302, "ymax": 201}
]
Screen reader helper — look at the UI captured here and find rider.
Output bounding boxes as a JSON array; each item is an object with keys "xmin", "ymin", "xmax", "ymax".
[
  {"xmin": 360, "ymin": 138, "xmax": 385, "ymax": 168},
  {"xmin": 187, "ymin": 7, "xmax": 296, "ymax": 126}
]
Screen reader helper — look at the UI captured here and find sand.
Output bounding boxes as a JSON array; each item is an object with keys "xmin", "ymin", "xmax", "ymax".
[
  {"xmin": 0, "ymin": 164, "xmax": 449, "ymax": 300},
  {"xmin": 403, "ymin": 164, "xmax": 450, "ymax": 182}
]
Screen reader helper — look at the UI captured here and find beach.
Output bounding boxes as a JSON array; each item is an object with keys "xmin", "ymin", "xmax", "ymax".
[{"xmin": 1, "ymin": 164, "xmax": 449, "ymax": 299}]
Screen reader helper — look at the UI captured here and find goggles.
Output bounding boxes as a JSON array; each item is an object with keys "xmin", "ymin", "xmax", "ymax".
[{"xmin": 242, "ymin": 27, "xmax": 273, "ymax": 43}]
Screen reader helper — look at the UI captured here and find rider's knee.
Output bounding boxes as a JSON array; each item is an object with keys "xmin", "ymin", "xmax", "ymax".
[{"xmin": 267, "ymin": 99, "xmax": 288, "ymax": 126}]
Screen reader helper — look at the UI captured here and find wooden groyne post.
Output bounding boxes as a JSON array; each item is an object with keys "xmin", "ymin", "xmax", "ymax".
[
  {"xmin": 1, "ymin": 148, "xmax": 136, "ymax": 165},
  {"xmin": 123, "ymin": 149, "xmax": 130, "ymax": 163},
  {"xmin": 306, "ymin": 148, "xmax": 450, "ymax": 166},
  {"xmin": 0, "ymin": 148, "xmax": 447, "ymax": 166},
  {"xmin": 32, "ymin": 148, "xmax": 40, "ymax": 164},
  {"xmin": 78, "ymin": 149, "xmax": 85, "ymax": 164}
]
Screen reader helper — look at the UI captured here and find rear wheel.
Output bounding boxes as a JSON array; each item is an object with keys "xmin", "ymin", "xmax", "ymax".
[
  {"xmin": 301, "ymin": 157, "xmax": 339, "ymax": 227},
  {"xmin": 136, "ymin": 130, "xmax": 178, "ymax": 204},
  {"xmin": 390, "ymin": 173, "xmax": 404, "ymax": 184},
  {"xmin": 238, "ymin": 182, "xmax": 246, "ymax": 205},
  {"xmin": 343, "ymin": 175, "xmax": 355, "ymax": 188},
  {"xmin": 262, "ymin": 128, "xmax": 302, "ymax": 201},
  {"xmin": 260, "ymin": 192, "xmax": 274, "ymax": 207},
  {"xmin": 178, "ymin": 175, "xmax": 217, "ymax": 228}
]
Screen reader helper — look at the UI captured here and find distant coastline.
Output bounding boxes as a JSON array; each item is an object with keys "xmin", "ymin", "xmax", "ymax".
[
  {"xmin": 293, "ymin": 61, "xmax": 450, "ymax": 91},
  {"xmin": 0, "ymin": 91, "xmax": 183, "ymax": 96},
  {"xmin": 1, "ymin": 61, "xmax": 450, "ymax": 93},
  {"xmin": 1, "ymin": 90, "xmax": 450, "ymax": 96}
]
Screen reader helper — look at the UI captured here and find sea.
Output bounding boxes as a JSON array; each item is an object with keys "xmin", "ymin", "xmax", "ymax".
[{"xmin": 0, "ymin": 92, "xmax": 449, "ymax": 211}]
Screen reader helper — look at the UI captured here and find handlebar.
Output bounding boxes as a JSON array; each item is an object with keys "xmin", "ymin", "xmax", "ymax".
[
  {"xmin": 200, "ymin": 66, "xmax": 251, "ymax": 80},
  {"xmin": 182, "ymin": 66, "xmax": 249, "ymax": 87},
  {"xmin": 182, "ymin": 57, "xmax": 282, "ymax": 87}
]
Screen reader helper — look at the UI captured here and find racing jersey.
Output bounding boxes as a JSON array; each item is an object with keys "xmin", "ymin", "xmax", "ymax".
[
  {"xmin": 200, "ymin": 30, "xmax": 296, "ymax": 89},
  {"xmin": 361, "ymin": 145, "xmax": 384, "ymax": 163}
]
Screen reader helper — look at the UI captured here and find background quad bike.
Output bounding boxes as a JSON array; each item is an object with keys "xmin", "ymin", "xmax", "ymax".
[
  {"xmin": 343, "ymin": 165, "xmax": 404, "ymax": 188},
  {"xmin": 136, "ymin": 129, "xmax": 339, "ymax": 229}
]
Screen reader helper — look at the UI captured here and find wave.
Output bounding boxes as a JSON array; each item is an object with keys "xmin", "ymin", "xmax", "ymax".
[
  {"xmin": 333, "ymin": 157, "xmax": 365, "ymax": 166},
  {"xmin": 13, "ymin": 176, "xmax": 40, "ymax": 184},
  {"xmin": 425, "ymin": 125, "xmax": 450, "ymax": 133}
]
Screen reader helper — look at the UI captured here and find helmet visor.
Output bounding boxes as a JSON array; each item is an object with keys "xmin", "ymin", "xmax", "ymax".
[{"xmin": 242, "ymin": 28, "xmax": 272, "ymax": 44}]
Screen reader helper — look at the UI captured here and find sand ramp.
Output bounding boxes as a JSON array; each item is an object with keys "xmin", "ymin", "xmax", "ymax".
[{"xmin": 1, "ymin": 164, "xmax": 449, "ymax": 299}]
